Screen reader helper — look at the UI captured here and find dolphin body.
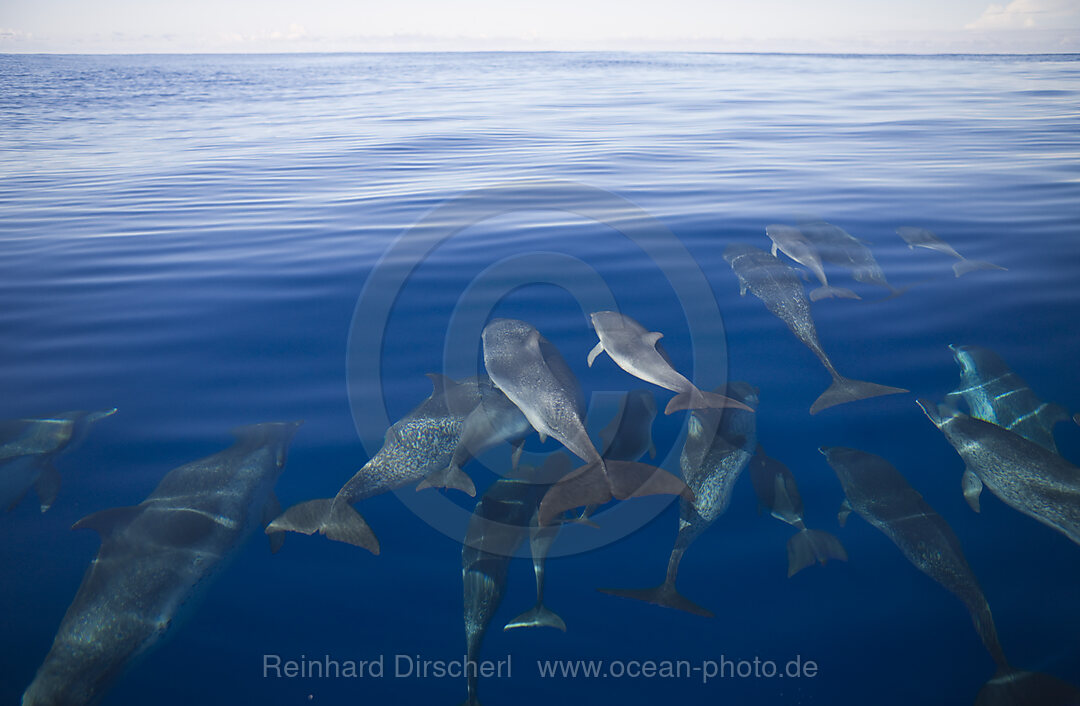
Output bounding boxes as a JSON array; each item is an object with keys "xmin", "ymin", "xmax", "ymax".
[
  {"xmin": 480, "ymin": 319, "xmax": 691, "ymax": 527},
  {"xmin": 268, "ymin": 374, "xmax": 521, "ymax": 551},
  {"xmin": 723, "ymin": 244, "xmax": 907, "ymax": 414},
  {"xmin": 0, "ymin": 408, "xmax": 116, "ymax": 513},
  {"xmin": 462, "ymin": 460, "xmax": 567, "ymax": 706},
  {"xmin": 750, "ymin": 447, "xmax": 847, "ymax": 577},
  {"xmin": 918, "ymin": 400, "xmax": 1080, "ymax": 547},
  {"xmin": 22, "ymin": 422, "xmax": 302, "ymax": 706},
  {"xmin": 822, "ymin": 445, "xmax": 1080, "ymax": 706},
  {"xmin": 598, "ymin": 390, "xmax": 658, "ymax": 462},
  {"xmin": 945, "ymin": 344, "xmax": 1069, "ymax": 454},
  {"xmin": 895, "ymin": 227, "xmax": 1006, "ymax": 278},
  {"xmin": 599, "ymin": 382, "xmax": 758, "ymax": 617},
  {"xmin": 586, "ymin": 311, "xmax": 754, "ymax": 415},
  {"xmin": 797, "ymin": 219, "xmax": 902, "ymax": 295},
  {"xmin": 765, "ymin": 224, "xmax": 860, "ymax": 302}
]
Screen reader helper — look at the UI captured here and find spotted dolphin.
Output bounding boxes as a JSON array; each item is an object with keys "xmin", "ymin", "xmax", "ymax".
[
  {"xmin": 481, "ymin": 318, "xmax": 691, "ymax": 527},
  {"xmin": 599, "ymin": 382, "xmax": 758, "ymax": 617},
  {"xmin": 918, "ymin": 399, "xmax": 1080, "ymax": 547},
  {"xmin": 587, "ymin": 311, "xmax": 753, "ymax": 414},
  {"xmin": 22, "ymin": 422, "xmax": 302, "ymax": 706},
  {"xmin": 945, "ymin": 344, "xmax": 1069, "ymax": 454},
  {"xmin": 798, "ymin": 219, "xmax": 902, "ymax": 295},
  {"xmin": 896, "ymin": 227, "xmax": 1006, "ymax": 278},
  {"xmin": 724, "ymin": 244, "xmax": 907, "ymax": 414},
  {"xmin": 765, "ymin": 224, "xmax": 860, "ymax": 301},
  {"xmin": 822, "ymin": 445, "xmax": 1080, "ymax": 706}
]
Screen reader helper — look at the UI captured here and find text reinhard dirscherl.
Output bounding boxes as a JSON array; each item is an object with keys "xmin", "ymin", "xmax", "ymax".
[{"xmin": 262, "ymin": 654, "xmax": 819, "ymax": 684}]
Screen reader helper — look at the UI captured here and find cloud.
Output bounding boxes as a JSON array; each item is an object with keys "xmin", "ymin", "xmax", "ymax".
[{"xmin": 965, "ymin": 0, "xmax": 1080, "ymax": 30}]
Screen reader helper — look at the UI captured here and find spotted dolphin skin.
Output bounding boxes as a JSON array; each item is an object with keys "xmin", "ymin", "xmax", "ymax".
[
  {"xmin": 587, "ymin": 311, "xmax": 754, "ymax": 414},
  {"xmin": 22, "ymin": 422, "xmax": 302, "ymax": 706},
  {"xmin": 481, "ymin": 318, "xmax": 691, "ymax": 527},
  {"xmin": 724, "ymin": 244, "xmax": 907, "ymax": 414},
  {"xmin": 0, "ymin": 408, "xmax": 116, "ymax": 513},
  {"xmin": 945, "ymin": 344, "xmax": 1069, "ymax": 453},
  {"xmin": 895, "ymin": 227, "xmax": 1006, "ymax": 278},
  {"xmin": 765, "ymin": 224, "xmax": 860, "ymax": 302},
  {"xmin": 599, "ymin": 382, "xmax": 758, "ymax": 617},
  {"xmin": 918, "ymin": 399, "xmax": 1080, "ymax": 547},
  {"xmin": 821, "ymin": 445, "xmax": 1080, "ymax": 706}
]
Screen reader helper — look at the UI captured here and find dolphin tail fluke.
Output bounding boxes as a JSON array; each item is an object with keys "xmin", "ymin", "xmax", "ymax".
[
  {"xmin": 954, "ymin": 258, "xmax": 1007, "ymax": 278},
  {"xmin": 537, "ymin": 461, "xmax": 691, "ymax": 526},
  {"xmin": 416, "ymin": 465, "xmax": 477, "ymax": 497},
  {"xmin": 976, "ymin": 669, "xmax": 1080, "ymax": 706},
  {"xmin": 786, "ymin": 528, "xmax": 848, "ymax": 577},
  {"xmin": 665, "ymin": 388, "xmax": 755, "ymax": 415},
  {"xmin": 810, "ymin": 375, "xmax": 908, "ymax": 414},
  {"xmin": 598, "ymin": 581, "xmax": 713, "ymax": 618},
  {"xmin": 504, "ymin": 603, "xmax": 567, "ymax": 632},
  {"xmin": 266, "ymin": 498, "xmax": 380, "ymax": 554},
  {"xmin": 808, "ymin": 285, "xmax": 861, "ymax": 302}
]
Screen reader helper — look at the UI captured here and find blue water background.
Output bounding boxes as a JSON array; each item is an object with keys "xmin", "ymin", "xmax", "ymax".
[{"xmin": 1, "ymin": 52, "xmax": 1079, "ymax": 705}]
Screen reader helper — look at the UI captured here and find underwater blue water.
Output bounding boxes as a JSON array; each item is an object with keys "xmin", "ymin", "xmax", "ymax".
[{"xmin": 1, "ymin": 52, "xmax": 1079, "ymax": 705}]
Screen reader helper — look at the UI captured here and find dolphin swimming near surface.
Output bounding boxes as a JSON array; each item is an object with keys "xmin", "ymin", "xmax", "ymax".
[
  {"xmin": 723, "ymin": 244, "xmax": 907, "ymax": 414},
  {"xmin": 765, "ymin": 224, "xmax": 860, "ymax": 302},
  {"xmin": 0, "ymin": 408, "xmax": 116, "ymax": 514},
  {"xmin": 480, "ymin": 318, "xmax": 691, "ymax": 527},
  {"xmin": 750, "ymin": 446, "xmax": 847, "ymax": 577},
  {"xmin": 797, "ymin": 219, "xmax": 902, "ymax": 295},
  {"xmin": 598, "ymin": 390, "xmax": 658, "ymax": 462},
  {"xmin": 944, "ymin": 344, "xmax": 1069, "ymax": 454},
  {"xmin": 599, "ymin": 382, "xmax": 759, "ymax": 617},
  {"xmin": 918, "ymin": 399, "xmax": 1080, "ymax": 547},
  {"xmin": 896, "ymin": 226, "xmax": 1006, "ymax": 278},
  {"xmin": 822, "ymin": 445, "xmax": 1080, "ymax": 706},
  {"xmin": 267, "ymin": 374, "xmax": 505, "ymax": 550},
  {"xmin": 22, "ymin": 422, "xmax": 302, "ymax": 706},
  {"xmin": 587, "ymin": 311, "xmax": 754, "ymax": 414}
]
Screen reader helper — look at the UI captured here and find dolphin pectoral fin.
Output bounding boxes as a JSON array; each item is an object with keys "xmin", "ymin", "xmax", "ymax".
[
  {"xmin": 598, "ymin": 582, "xmax": 713, "ymax": 618},
  {"xmin": 916, "ymin": 398, "xmax": 946, "ymax": 427},
  {"xmin": 263, "ymin": 493, "xmax": 285, "ymax": 553},
  {"xmin": 587, "ymin": 341, "xmax": 605, "ymax": 367},
  {"xmin": 976, "ymin": 669, "xmax": 1080, "ymax": 706},
  {"xmin": 416, "ymin": 466, "xmax": 477, "ymax": 497},
  {"xmin": 72, "ymin": 505, "xmax": 143, "ymax": 537},
  {"xmin": 538, "ymin": 432, "xmax": 548, "ymax": 444},
  {"xmin": 503, "ymin": 604, "xmax": 567, "ymax": 632},
  {"xmin": 838, "ymin": 499, "xmax": 853, "ymax": 527},
  {"xmin": 34, "ymin": 462, "xmax": 60, "ymax": 513},
  {"xmin": 266, "ymin": 498, "xmax": 380, "ymax": 554},
  {"xmin": 665, "ymin": 389, "xmax": 755, "ymax": 415},
  {"xmin": 810, "ymin": 376, "xmax": 908, "ymax": 415},
  {"xmin": 510, "ymin": 440, "xmax": 524, "ymax": 470},
  {"xmin": 953, "ymin": 258, "xmax": 1007, "ymax": 278},
  {"xmin": 787, "ymin": 529, "xmax": 848, "ymax": 577},
  {"xmin": 963, "ymin": 469, "xmax": 984, "ymax": 513},
  {"xmin": 809, "ymin": 285, "xmax": 861, "ymax": 302}
]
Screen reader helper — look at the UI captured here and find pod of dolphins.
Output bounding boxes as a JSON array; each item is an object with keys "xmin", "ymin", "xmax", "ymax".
[{"xmin": 7, "ymin": 220, "xmax": 1076, "ymax": 706}]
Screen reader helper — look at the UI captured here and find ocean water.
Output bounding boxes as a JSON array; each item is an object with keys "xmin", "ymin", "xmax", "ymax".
[{"xmin": 1, "ymin": 51, "xmax": 1079, "ymax": 706}]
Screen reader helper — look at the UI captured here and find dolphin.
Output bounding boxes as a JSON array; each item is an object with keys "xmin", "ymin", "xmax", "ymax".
[
  {"xmin": 896, "ymin": 227, "xmax": 1006, "ymax": 278},
  {"xmin": 461, "ymin": 459, "xmax": 567, "ymax": 706},
  {"xmin": 22, "ymin": 422, "xmax": 302, "ymax": 706},
  {"xmin": 945, "ymin": 344, "xmax": 1069, "ymax": 454},
  {"xmin": 765, "ymin": 224, "xmax": 860, "ymax": 302},
  {"xmin": 822, "ymin": 445, "xmax": 1080, "ymax": 706},
  {"xmin": 267, "ymin": 374, "xmax": 501, "ymax": 550},
  {"xmin": 723, "ymin": 244, "xmax": 907, "ymax": 414},
  {"xmin": 481, "ymin": 318, "xmax": 691, "ymax": 527},
  {"xmin": 0, "ymin": 408, "xmax": 116, "ymax": 513},
  {"xmin": 797, "ymin": 219, "xmax": 902, "ymax": 295},
  {"xmin": 750, "ymin": 446, "xmax": 846, "ymax": 577},
  {"xmin": 599, "ymin": 382, "xmax": 758, "ymax": 617},
  {"xmin": 598, "ymin": 390, "xmax": 658, "ymax": 462},
  {"xmin": 918, "ymin": 399, "xmax": 1080, "ymax": 547},
  {"xmin": 587, "ymin": 311, "xmax": 754, "ymax": 414}
]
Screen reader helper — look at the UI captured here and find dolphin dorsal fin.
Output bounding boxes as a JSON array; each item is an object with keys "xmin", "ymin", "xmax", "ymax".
[
  {"xmin": 645, "ymin": 331, "xmax": 664, "ymax": 347},
  {"xmin": 72, "ymin": 505, "xmax": 142, "ymax": 537},
  {"xmin": 425, "ymin": 373, "xmax": 459, "ymax": 396}
]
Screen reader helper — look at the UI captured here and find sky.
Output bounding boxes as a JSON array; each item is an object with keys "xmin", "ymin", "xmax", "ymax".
[{"xmin": 1, "ymin": 0, "xmax": 1079, "ymax": 53}]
